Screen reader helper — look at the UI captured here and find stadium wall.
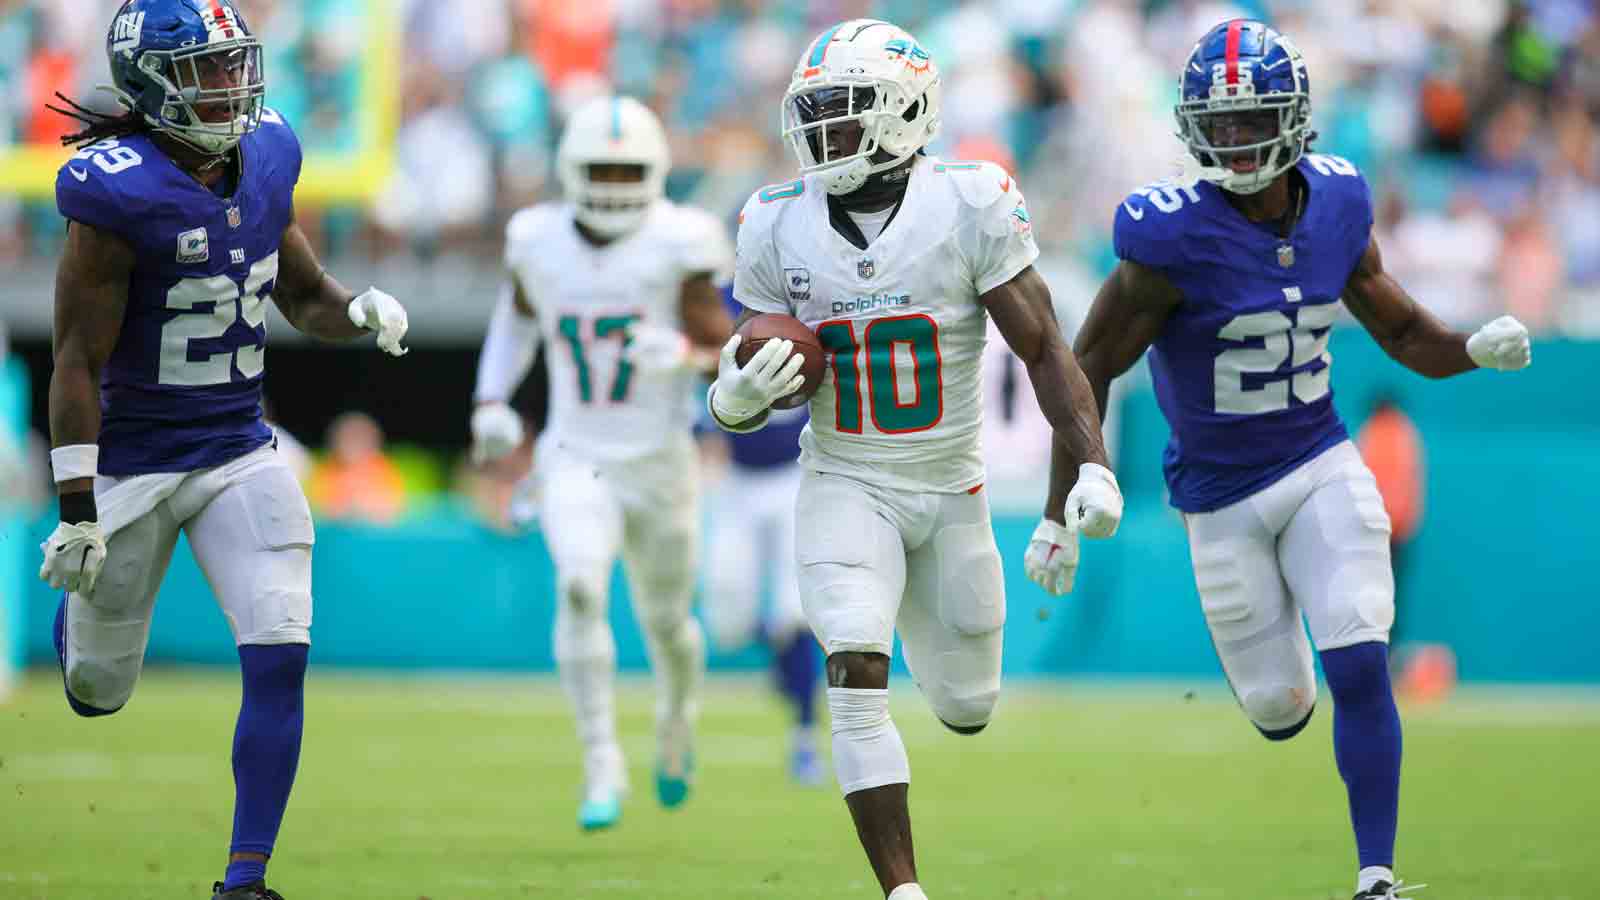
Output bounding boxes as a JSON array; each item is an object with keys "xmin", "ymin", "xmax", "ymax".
[{"xmin": 15, "ymin": 336, "xmax": 1600, "ymax": 682}]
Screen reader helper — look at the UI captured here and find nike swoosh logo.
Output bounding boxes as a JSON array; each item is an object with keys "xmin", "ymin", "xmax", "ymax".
[
  {"xmin": 69, "ymin": 167, "xmax": 88, "ymax": 182},
  {"xmin": 1260, "ymin": 58, "xmax": 1290, "ymax": 71},
  {"xmin": 1122, "ymin": 201, "xmax": 1145, "ymax": 221}
]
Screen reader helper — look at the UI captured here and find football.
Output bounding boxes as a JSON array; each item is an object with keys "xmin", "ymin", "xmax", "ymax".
[{"xmin": 735, "ymin": 313, "xmax": 826, "ymax": 410}]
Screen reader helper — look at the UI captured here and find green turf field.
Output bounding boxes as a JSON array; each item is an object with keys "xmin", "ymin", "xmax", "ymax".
[{"xmin": 3, "ymin": 671, "xmax": 1598, "ymax": 899}]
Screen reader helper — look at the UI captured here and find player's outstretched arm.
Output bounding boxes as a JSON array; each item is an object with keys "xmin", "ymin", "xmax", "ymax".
[
  {"xmin": 1344, "ymin": 231, "xmax": 1530, "ymax": 377},
  {"xmin": 40, "ymin": 221, "xmax": 132, "ymax": 592},
  {"xmin": 982, "ymin": 266, "xmax": 1124, "ymax": 595},
  {"xmin": 470, "ymin": 279, "xmax": 539, "ymax": 464},
  {"xmin": 677, "ymin": 273, "xmax": 734, "ymax": 378},
  {"xmin": 274, "ymin": 218, "xmax": 409, "ymax": 355}
]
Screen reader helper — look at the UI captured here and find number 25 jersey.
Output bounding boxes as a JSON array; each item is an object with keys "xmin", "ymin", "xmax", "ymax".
[
  {"xmin": 1113, "ymin": 154, "xmax": 1374, "ymax": 513},
  {"xmin": 54, "ymin": 111, "xmax": 301, "ymax": 476},
  {"xmin": 734, "ymin": 157, "xmax": 1039, "ymax": 495}
]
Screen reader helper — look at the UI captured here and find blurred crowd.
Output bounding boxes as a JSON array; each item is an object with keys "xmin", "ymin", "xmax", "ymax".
[
  {"xmin": 3, "ymin": 0, "xmax": 1599, "ymax": 330},
  {"xmin": 2, "ymin": 0, "xmax": 1598, "ymax": 525}
]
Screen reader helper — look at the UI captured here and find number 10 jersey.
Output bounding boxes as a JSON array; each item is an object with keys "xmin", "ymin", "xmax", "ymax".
[
  {"xmin": 54, "ymin": 111, "xmax": 301, "ymax": 476},
  {"xmin": 1113, "ymin": 154, "xmax": 1375, "ymax": 513},
  {"xmin": 734, "ymin": 157, "xmax": 1039, "ymax": 495}
]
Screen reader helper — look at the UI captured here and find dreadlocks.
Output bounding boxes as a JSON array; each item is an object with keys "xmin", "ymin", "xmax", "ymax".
[{"xmin": 45, "ymin": 92, "xmax": 148, "ymax": 148}]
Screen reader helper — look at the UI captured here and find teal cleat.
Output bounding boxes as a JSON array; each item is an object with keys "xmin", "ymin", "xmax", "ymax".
[
  {"xmin": 578, "ymin": 787, "xmax": 622, "ymax": 832},
  {"xmin": 655, "ymin": 752, "xmax": 693, "ymax": 809}
]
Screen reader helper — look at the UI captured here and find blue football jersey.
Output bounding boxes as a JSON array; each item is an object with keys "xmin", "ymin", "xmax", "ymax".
[
  {"xmin": 1113, "ymin": 154, "xmax": 1374, "ymax": 513},
  {"xmin": 55, "ymin": 109, "xmax": 301, "ymax": 476}
]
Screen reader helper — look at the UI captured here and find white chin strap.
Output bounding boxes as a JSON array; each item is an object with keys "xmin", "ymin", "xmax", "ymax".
[{"xmin": 820, "ymin": 157, "xmax": 873, "ymax": 196}]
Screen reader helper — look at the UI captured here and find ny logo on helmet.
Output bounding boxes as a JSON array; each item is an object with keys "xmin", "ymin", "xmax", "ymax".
[{"xmin": 112, "ymin": 11, "xmax": 145, "ymax": 54}]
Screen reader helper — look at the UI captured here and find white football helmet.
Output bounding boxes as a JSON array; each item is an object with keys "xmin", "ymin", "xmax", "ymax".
[
  {"xmin": 782, "ymin": 19, "xmax": 942, "ymax": 196},
  {"xmin": 556, "ymin": 95, "xmax": 669, "ymax": 237}
]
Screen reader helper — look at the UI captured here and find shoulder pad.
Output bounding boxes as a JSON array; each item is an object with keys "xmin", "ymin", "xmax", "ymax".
[
  {"xmin": 55, "ymin": 140, "xmax": 151, "ymax": 235},
  {"xmin": 1112, "ymin": 179, "xmax": 1209, "ymax": 271},
  {"xmin": 739, "ymin": 177, "xmax": 807, "ymax": 233},
  {"xmin": 505, "ymin": 203, "xmax": 566, "ymax": 244},
  {"xmin": 934, "ymin": 160, "xmax": 1014, "ymax": 211}
]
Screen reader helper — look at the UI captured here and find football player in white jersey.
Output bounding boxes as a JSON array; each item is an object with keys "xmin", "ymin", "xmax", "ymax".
[
  {"xmin": 470, "ymin": 95, "xmax": 735, "ymax": 832},
  {"xmin": 708, "ymin": 21, "xmax": 1122, "ymax": 899}
]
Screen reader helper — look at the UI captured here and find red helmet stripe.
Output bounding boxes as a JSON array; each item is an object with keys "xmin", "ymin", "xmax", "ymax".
[{"xmin": 1224, "ymin": 19, "xmax": 1243, "ymax": 85}]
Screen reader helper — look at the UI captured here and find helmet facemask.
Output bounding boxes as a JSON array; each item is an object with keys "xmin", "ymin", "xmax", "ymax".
[
  {"xmin": 783, "ymin": 81, "xmax": 930, "ymax": 196},
  {"xmin": 571, "ymin": 162, "xmax": 658, "ymax": 237},
  {"xmin": 136, "ymin": 38, "xmax": 264, "ymax": 155},
  {"xmin": 1176, "ymin": 87, "xmax": 1308, "ymax": 195}
]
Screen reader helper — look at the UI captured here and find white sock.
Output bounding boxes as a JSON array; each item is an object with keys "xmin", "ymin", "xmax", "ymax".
[
  {"xmin": 1358, "ymin": 866, "xmax": 1395, "ymax": 892},
  {"xmin": 828, "ymin": 687, "xmax": 910, "ymax": 795},
  {"xmin": 887, "ymin": 884, "xmax": 927, "ymax": 900}
]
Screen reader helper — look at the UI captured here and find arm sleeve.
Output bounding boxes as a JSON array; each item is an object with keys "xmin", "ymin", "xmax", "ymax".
[
  {"xmin": 732, "ymin": 194, "xmax": 791, "ymax": 314},
  {"xmin": 675, "ymin": 207, "xmax": 735, "ymax": 287},
  {"xmin": 55, "ymin": 165, "xmax": 134, "ymax": 242},
  {"xmin": 474, "ymin": 282, "xmax": 541, "ymax": 403},
  {"xmin": 961, "ymin": 172, "xmax": 1041, "ymax": 295}
]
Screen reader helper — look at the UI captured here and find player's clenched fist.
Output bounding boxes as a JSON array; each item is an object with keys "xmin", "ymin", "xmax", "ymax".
[
  {"xmin": 1024, "ymin": 517, "xmax": 1079, "ymax": 596},
  {"xmin": 1466, "ymin": 315, "xmax": 1531, "ymax": 372},
  {"xmin": 470, "ymin": 402, "xmax": 524, "ymax": 464},
  {"xmin": 39, "ymin": 519, "xmax": 106, "ymax": 594},
  {"xmin": 1067, "ymin": 462, "xmax": 1123, "ymax": 538},
  {"xmin": 347, "ymin": 287, "xmax": 410, "ymax": 356},
  {"xmin": 708, "ymin": 334, "xmax": 805, "ymax": 426}
]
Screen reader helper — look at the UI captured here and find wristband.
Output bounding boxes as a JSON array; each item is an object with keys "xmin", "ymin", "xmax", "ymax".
[
  {"xmin": 50, "ymin": 444, "xmax": 99, "ymax": 483},
  {"xmin": 59, "ymin": 490, "xmax": 97, "ymax": 524}
]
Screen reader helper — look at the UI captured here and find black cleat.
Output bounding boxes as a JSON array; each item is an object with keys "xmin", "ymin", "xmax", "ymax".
[
  {"xmin": 212, "ymin": 882, "xmax": 284, "ymax": 900},
  {"xmin": 1353, "ymin": 880, "xmax": 1426, "ymax": 900}
]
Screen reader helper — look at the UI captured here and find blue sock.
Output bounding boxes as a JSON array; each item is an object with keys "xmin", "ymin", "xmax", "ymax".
[
  {"xmin": 772, "ymin": 630, "xmax": 819, "ymax": 728},
  {"xmin": 224, "ymin": 644, "xmax": 308, "ymax": 890},
  {"xmin": 1320, "ymin": 641, "xmax": 1402, "ymax": 870}
]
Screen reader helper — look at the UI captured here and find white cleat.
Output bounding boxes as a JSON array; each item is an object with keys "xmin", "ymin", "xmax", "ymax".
[{"xmin": 887, "ymin": 884, "xmax": 929, "ymax": 900}]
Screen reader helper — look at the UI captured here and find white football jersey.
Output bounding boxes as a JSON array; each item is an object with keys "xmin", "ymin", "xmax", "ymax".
[
  {"xmin": 505, "ymin": 201, "xmax": 732, "ymax": 462},
  {"xmin": 734, "ymin": 156, "xmax": 1038, "ymax": 494}
]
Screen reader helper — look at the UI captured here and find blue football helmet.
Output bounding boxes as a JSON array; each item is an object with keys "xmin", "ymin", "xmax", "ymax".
[
  {"xmin": 104, "ymin": 0, "xmax": 265, "ymax": 155},
  {"xmin": 1176, "ymin": 19, "xmax": 1311, "ymax": 195}
]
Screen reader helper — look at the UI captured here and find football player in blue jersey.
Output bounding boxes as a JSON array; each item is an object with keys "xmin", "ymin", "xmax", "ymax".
[
  {"xmin": 37, "ymin": 2, "xmax": 409, "ymax": 897},
  {"xmin": 1054, "ymin": 20, "xmax": 1531, "ymax": 900}
]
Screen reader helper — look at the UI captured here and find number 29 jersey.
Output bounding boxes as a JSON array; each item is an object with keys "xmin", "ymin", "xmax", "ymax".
[
  {"xmin": 54, "ymin": 111, "xmax": 301, "ymax": 476},
  {"xmin": 734, "ymin": 157, "xmax": 1039, "ymax": 495},
  {"xmin": 503, "ymin": 202, "xmax": 733, "ymax": 462},
  {"xmin": 1113, "ymin": 154, "xmax": 1374, "ymax": 513}
]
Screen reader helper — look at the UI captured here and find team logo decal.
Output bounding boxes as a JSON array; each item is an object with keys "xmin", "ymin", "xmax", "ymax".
[
  {"xmin": 1010, "ymin": 202, "xmax": 1032, "ymax": 235},
  {"xmin": 1277, "ymin": 243, "xmax": 1295, "ymax": 268},
  {"xmin": 784, "ymin": 266, "xmax": 812, "ymax": 301},
  {"xmin": 111, "ymin": 10, "xmax": 145, "ymax": 55},
  {"xmin": 883, "ymin": 38, "xmax": 931, "ymax": 74},
  {"xmin": 177, "ymin": 227, "xmax": 209, "ymax": 264},
  {"xmin": 857, "ymin": 257, "xmax": 875, "ymax": 280},
  {"xmin": 226, "ymin": 205, "xmax": 242, "ymax": 229}
]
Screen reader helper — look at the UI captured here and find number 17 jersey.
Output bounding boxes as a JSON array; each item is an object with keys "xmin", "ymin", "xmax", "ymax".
[
  {"xmin": 734, "ymin": 157, "xmax": 1039, "ymax": 495},
  {"xmin": 1113, "ymin": 154, "xmax": 1374, "ymax": 513}
]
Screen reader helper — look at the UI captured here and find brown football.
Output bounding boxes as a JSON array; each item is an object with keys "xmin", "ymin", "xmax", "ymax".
[{"xmin": 735, "ymin": 313, "xmax": 826, "ymax": 410}]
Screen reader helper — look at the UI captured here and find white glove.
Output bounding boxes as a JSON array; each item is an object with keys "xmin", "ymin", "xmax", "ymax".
[
  {"xmin": 1466, "ymin": 315, "xmax": 1531, "ymax": 371},
  {"xmin": 39, "ymin": 520, "xmax": 107, "ymax": 594},
  {"xmin": 623, "ymin": 323, "xmax": 691, "ymax": 375},
  {"xmin": 470, "ymin": 402, "xmax": 524, "ymax": 464},
  {"xmin": 1067, "ymin": 462, "xmax": 1123, "ymax": 538},
  {"xmin": 347, "ymin": 287, "xmax": 410, "ymax": 356},
  {"xmin": 1024, "ymin": 517, "xmax": 1079, "ymax": 596},
  {"xmin": 709, "ymin": 334, "xmax": 806, "ymax": 425}
]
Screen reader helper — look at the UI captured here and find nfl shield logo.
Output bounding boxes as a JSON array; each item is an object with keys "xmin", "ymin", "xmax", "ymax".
[
  {"xmin": 858, "ymin": 257, "xmax": 875, "ymax": 280},
  {"xmin": 226, "ymin": 206, "xmax": 242, "ymax": 229},
  {"xmin": 1277, "ymin": 243, "xmax": 1295, "ymax": 268}
]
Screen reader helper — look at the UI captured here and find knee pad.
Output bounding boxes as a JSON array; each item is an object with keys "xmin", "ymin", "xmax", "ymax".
[
  {"xmin": 922, "ymin": 659, "xmax": 1000, "ymax": 733},
  {"xmin": 828, "ymin": 687, "xmax": 909, "ymax": 796},
  {"xmin": 1240, "ymin": 682, "xmax": 1318, "ymax": 738}
]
